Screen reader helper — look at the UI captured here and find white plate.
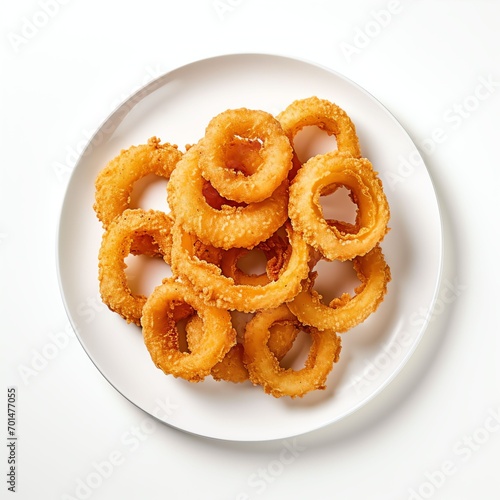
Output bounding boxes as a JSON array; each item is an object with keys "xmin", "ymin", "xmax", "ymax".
[{"xmin": 57, "ymin": 53, "xmax": 442, "ymax": 442}]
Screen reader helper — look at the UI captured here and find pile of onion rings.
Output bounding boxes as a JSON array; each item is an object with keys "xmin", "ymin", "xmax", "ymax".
[{"xmin": 94, "ymin": 97, "xmax": 391, "ymax": 398}]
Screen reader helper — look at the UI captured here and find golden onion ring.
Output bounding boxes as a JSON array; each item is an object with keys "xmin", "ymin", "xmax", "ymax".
[
  {"xmin": 288, "ymin": 151, "xmax": 390, "ymax": 261},
  {"xmin": 277, "ymin": 96, "xmax": 361, "ymax": 159},
  {"xmin": 98, "ymin": 209, "xmax": 173, "ymax": 326},
  {"xmin": 94, "ymin": 137, "xmax": 181, "ymax": 256},
  {"xmin": 94, "ymin": 137, "xmax": 181, "ymax": 228},
  {"xmin": 185, "ymin": 315, "xmax": 300, "ymax": 384},
  {"xmin": 287, "ymin": 245, "xmax": 391, "ymax": 332},
  {"xmin": 199, "ymin": 108, "xmax": 293, "ymax": 203},
  {"xmin": 170, "ymin": 223, "xmax": 310, "ymax": 313},
  {"xmin": 141, "ymin": 278, "xmax": 236, "ymax": 382},
  {"xmin": 243, "ymin": 305, "xmax": 342, "ymax": 398},
  {"xmin": 167, "ymin": 143, "xmax": 289, "ymax": 250}
]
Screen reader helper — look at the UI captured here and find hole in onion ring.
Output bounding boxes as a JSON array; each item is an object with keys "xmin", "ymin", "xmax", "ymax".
[
  {"xmin": 129, "ymin": 173, "xmax": 170, "ymax": 213},
  {"xmin": 277, "ymin": 328, "xmax": 313, "ymax": 370},
  {"xmin": 292, "ymin": 125, "xmax": 338, "ymax": 163},
  {"xmin": 175, "ymin": 316, "xmax": 191, "ymax": 353},
  {"xmin": 225, "ymin": 136, "xmax": 263, "ymax": 176},
  {"xmin": 235, "ymin": 249, "xmax": 268, "ymax": 277},
  {"xmin": 124, "ymin": 253, "xmax": 172, "ymax": 296},
  {"xmin": 313, "ymin": 259, "xmax": 361, "ymax": 306},
  {"xmin": 319, "ymin": 185, "xmax": 358, "ymax": 226},
  {"xmin": 230, "ymin": 310, "xmax": 253, "ymax": 340},
  {"xmin": 201, "ymin": 180, "xmax": 247, "ymax": 209}
]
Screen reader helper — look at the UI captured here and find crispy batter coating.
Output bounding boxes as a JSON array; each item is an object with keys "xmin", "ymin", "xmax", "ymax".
[
  {"xmin": 199, "ymin": 108, "xmax": 293, "ymax": 203},
  {"xmin": 98, "ymin": 209, "xmax": 174, "ymax": 326},
  {"xmin": 94, "ymin": 97, "xmax": 392, "ymax": 398},
  {"xmin": 289, "ymin": 151, "xmax": 390, "ymax": 261},
  {"xmin": 167, "ymin": 142, "xmax": 289, "ymax": 250},
  {"xmin": 141, "ymin": 278, "xmax": 236, "ymax": 382},
  {"xmin": 186, "ymin": 315, "xmax": 300, "ymax": 383},
  {"xmin": 170, "ymin": 223, "xmax": 310, "ymax": 313},
  {"xmin": 94, "ymin": 137, "xmax": 181, "ymax": 228},
  {"xmin": 277, "ymin": 96, "xmax": 361, "ymax": 159},
  {"xmin": 220, "ymin": 232, "xmax": 292, "ymax": 286},
  {"xmin": 243, "ymin": 305, "xmax": 342, "ymax": 398},
  {"xmin": 287, "ymin": 245, "xmax": 391, "ymax": 332}
]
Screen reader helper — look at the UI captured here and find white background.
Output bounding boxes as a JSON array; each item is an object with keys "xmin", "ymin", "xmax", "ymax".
[{"xmin": 2, "ymin": 1, "xmax": 499, "ymax": 499}]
